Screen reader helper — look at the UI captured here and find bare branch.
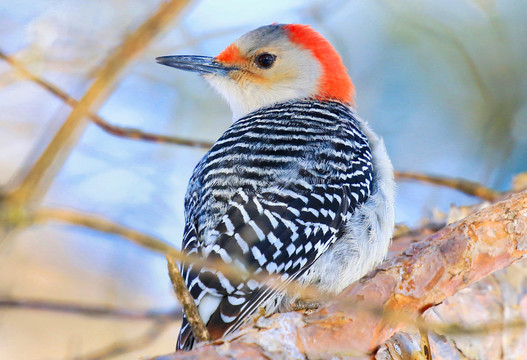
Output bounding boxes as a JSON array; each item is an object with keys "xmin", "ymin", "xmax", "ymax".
[
  {"xmin": 0, "ymin": 298, "xmax": 179, "ymax": 321},
  {"xmin": 32, "ymin": 207, "xmax": 252, "ymax": 284},
  {"xmin": 33, "ymin": 207, "xmax": 321, "ymax": 301},
  {"xmin": 1, "ymin": 49, "xmax": 507, "ymax": 205},
  {"xmin": 34, "ymin": 207, "xmax": 182, "ymax": 257},
  {"xmin": 166, "ymin": 255, "xmax": 210, "ymax": 343},
  {"xmin": 0, "ymin": 49, "xmax": 214, "ymax": 149},
  {"xmin": 88, "ymin": 119, "xmax": 215, "ymax": 148},
  {"xmin": 395, "ymin": 170, "xmax": 501, "ymax": 201},
  {"xmin": 75, "ymin": 320, "xmax": 171, "ymax": 360},
  {"xmin": 152, "ymin": 190, "xmax": 527, "ymax": 359},
  {"xmin": 5, "ymin": 0, "xmax": 193, "ymax": 206}
]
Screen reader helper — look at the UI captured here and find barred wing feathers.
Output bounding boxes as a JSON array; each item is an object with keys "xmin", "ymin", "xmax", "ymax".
[{"xmin": 176, "ymin": 100, "xmax": 373, "ymax": 350}]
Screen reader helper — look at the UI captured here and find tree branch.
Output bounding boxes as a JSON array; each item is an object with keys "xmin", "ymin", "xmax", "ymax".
[
  {"xmin": 1, "ymin": 48, "xmax": 504, "ymax": 206},
  {"xmin": 76, "ymin": 320, "xmax": 171, "ymax": 360},
  {"xmin": 394, "ymin": 171, "xmax": 501, "ymax": 201},
  {"xmin": 4, "ymin": 0, "xmax": 193, "ymax": 207},
  {"xmin": 33, "ymin": 207, "xmax": 321, "ymax": 302},
  {"xmin": 0, "ymin": 298, "xmax": 179, "ymax": 321},
  {"xmin": 0, "ymin": 49, "xmax": 214, "ymax": 149},
  {"xmin": 166, "ymin": 256, "xmax": 210, "ymax": 344},
  {"xmin": 34, "ymin": 207, "xmax": 182, "ymax": 256},
  {"xmin": 151, "ymin": 190, "xmax": 527, "ymax": 359},
  {"xmin": 33, "ymin": 207, "xmax": 250, "ymax": 283}
]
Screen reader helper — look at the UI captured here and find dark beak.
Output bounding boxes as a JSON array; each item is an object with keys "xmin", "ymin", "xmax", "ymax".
[{"xmin": 156, "ymin": 55, "xmax": 238, "ymax": 76}]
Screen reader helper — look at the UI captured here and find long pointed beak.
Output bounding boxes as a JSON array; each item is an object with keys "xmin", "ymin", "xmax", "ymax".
[{"xmin": 155, "ymin": 55, "xmax": 238, "ymax": 76}]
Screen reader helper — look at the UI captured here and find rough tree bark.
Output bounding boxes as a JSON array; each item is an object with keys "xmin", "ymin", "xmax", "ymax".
[{"xmin": 153, "ymin": 190, "xmax": 527, "ymax": 360}]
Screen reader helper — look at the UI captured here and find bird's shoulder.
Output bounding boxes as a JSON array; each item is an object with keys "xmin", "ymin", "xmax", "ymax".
[
  {"xmin": 183, "ymin": 100, "xmax": 373, "ymax": 242},
  {"xmin": 188, "ymin": 100, "xmax": 370, "ymax": 188}
]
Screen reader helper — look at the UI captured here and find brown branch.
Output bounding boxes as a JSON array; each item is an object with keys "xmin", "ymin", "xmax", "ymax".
[
  {"xmin": 418, "ymin": 314, "xmax": 432, "ymax": 360},
  {"xmin": 76, "ymin": 320, "xmax": 170, "ymax": 360},
  {"xmin": 34, "ymin": 207, "xmax": 183, "ymax": 257},
  {"xmin": 1, "ymin": 49, "xmax": 506, "ymax": 204},
  {"xmin": 5, "ymin": 0, "xmax": 193, "ymax": 207},
  {"xmin": 33, "ymin": 207, "xmax": 319, "ymax": 349},
  {"xmin": 152, "ymin": 190, "xmax": 527, "ymax": 359},
  {"xmin": 32, "ymin": 207, "xmax": 251, "ymax": 283},
  {"xmin": 1, "ymin": 38, "xmax": 504, "ymax": 208},
  {"xmin": 88, "ymin": 119, "xmax": 214, "ymax": 148},
  {"xmin": 418, "ymin": 317, "xmax": 525, "ymax": 337},
  {"xmin": 33, "ymin": 207, "xmax": 321, "ymax": 301},
  {"xmin": 0, "ymin": 49, "xmax": 214, "ymax": 149},
  {"xmin": 395, "ymin": 170, "xmax": 502, "ymax": 201},
  {"xmin": 0, "ymin": 298, "xmax": 179, "ymax": 321},
  {"xmin": 166, "ymin": 255, "xmax": 211, "ymax": 344}
]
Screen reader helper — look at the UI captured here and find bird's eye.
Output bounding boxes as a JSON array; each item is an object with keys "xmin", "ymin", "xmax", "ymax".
[{"xmin": 255, "ymin": 53, "xmax": 276, "ymax": 69}]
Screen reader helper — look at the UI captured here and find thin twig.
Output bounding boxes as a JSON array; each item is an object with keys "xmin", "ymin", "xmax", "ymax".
[
  {"xmin": 417, "ymin": 314, "xmax": 432, "ymax": 360},
  {"xmin": 154, "ymin": 190, "xmax": 527, "ymax": 359},
  {"xmin": 75, "ymin": 320, "xmax": 171, "ymax": 360},
  {"xmin": 32, "ymin": 207, "xmax": 250, "ymax": 283},
  {"xmin": 0, "ymin": 298, "xmax": 179, "ymax": 321},
  {"xmin": 166, "ymin": 255, "xmax": 211, "ymax": 343},
  {"xmin": 1, "ymin": 49, "xmax": 503, "ymax": 205},
  {"xmin": 89, "ymin": 119, "xmax": 214, "ymax": 148},
  {"xmin": 33, "ymin": 207, "xmax": 321, "ymax": 301},
  {"xmin": 0, "ymin": 50, "xmax": 504, "ymax": 205},
  {"xmin": 395, "ymin": 171, "xmax": 501, "ymax": 201},
  {"xmin": 0, "ymin": 50, "xmax": 214, "ymax": 149},
  {"xmin": 418, "ymin": 318, "xmax": 526, "ymax": 338},
  {"xmin": 34, "ymin": 207, "xmax": 184, "ymax": 258},
  {"xmin": 5, "ymin": 0, "xmax": 193, "ymax": 206}
]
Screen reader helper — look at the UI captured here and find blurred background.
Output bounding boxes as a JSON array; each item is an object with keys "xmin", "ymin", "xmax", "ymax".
[{"xmin": 0, "ymin": 0, "xmax": 526, "ymax": 359}]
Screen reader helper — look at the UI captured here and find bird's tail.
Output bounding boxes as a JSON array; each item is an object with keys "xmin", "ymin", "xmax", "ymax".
[{"xmin": 176, "ymin": 317, "xmax": 195, "ymax": 351}]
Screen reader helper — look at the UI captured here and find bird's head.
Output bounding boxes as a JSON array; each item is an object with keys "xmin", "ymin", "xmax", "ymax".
[{"xmin": 157, "ymin": 24, "xmax": 354, "ymax": 119}]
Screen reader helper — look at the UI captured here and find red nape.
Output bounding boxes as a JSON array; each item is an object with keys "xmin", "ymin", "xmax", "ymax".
[{"xmin": 284, "ymin": 24, "xmax": 355, "ymax": 105}]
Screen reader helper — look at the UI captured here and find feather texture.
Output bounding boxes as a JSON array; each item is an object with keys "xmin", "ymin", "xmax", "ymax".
[{"xmin": 176, "ymin": 99, "xmax": 375, "ymax": 350}]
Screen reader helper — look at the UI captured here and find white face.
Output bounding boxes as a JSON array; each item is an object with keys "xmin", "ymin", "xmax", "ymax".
[{"xmin": 203, "ymin": 26, "xmax": 322, "ymax": 120}]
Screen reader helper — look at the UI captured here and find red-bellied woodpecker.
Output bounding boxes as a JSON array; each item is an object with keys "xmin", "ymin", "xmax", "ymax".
[{"xmin": 157, "ymin": 24, "xmax": 395, "ymax": 351}]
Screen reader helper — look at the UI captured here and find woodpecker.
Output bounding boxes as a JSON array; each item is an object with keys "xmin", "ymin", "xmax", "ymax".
[{"xmin": 157, "ymin": 24, "xmax": 394, "ymax": 351}]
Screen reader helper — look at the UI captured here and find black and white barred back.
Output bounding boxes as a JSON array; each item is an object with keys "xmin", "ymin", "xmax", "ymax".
[{"xmin": 177, "ymin": 99, "xmax": 373, "ymax": 350}]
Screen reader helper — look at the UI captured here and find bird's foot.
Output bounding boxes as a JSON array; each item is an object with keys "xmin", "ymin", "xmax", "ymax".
[
  {"xmin": 292, "ymin": 298, "xmax": 322, "ymax": 312},
  {"xmin": 252, "ymin": 306, "xmax": 267, "ymax": 323}
]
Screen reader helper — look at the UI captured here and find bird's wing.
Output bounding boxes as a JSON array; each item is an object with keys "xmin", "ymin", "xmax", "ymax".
[
  {"xmin": 176, "ymin": 221, "xmax": 200, "ymax": 350},
  {"xmin": 177, "ymin": 180, "xmax": 365, "ymax": 349}
]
